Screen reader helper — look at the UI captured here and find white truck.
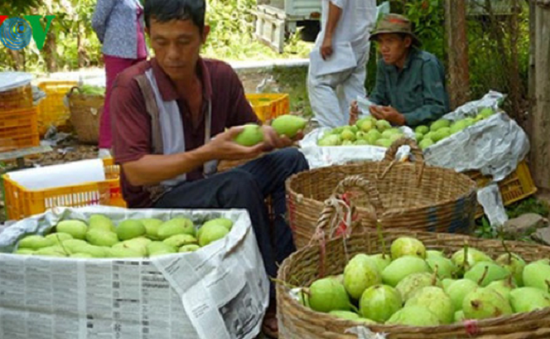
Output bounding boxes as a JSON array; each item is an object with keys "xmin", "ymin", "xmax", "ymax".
[
  {"xmin": 253, "ymin": 0, "xmax": 390, "ymax": 53},
  {"xmin": 253, "ymin": 0, "xmax": 322, "ymax": 53}
]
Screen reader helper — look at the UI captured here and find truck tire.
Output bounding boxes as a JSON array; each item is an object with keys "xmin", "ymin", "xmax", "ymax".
[{"xmin": 299, "ymin": 20, "xmax": 320, "ymax": 42}]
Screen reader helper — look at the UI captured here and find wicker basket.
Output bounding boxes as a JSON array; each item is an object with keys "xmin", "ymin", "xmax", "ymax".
[
  {"xmin": 286, "ymin": 138, "xmax": 478, "ymax": 249},
  {"xmin": 276, "ymin": 202, "xmax": 550, "ymax": 339},
  {"xmin": 67, "ymin": 86, "xmax": 104, "ymax": 144}
]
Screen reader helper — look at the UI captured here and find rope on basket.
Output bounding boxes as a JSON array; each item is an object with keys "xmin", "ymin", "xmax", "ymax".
[
  {"xmin": 464, "ymin": 319, "xmax": 480, "ymax": 336},
  {"xmin": 310, "ymin": 175, "xmax": 384, "ymax": 278},
  {"xmin": 309, "ymin": 195, "xmax": 356, "ymax": 278}
]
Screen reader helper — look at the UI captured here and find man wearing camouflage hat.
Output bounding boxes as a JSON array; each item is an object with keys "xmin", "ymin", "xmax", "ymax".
[{"xmin": 350, "ymin": 13, "xmax": 450, "ymax": 127}]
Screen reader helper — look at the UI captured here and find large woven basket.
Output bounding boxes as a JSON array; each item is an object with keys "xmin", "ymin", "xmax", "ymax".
[
  {"xmin": 286, "ymin": 138, "xmax": 478, "ymax": 249},
  {"xmin": 67, "ymin": 86, "xmax": 104, "ymax": 144},
  {"xmin": 277, "ymin": 202, "xmax": 550, "ymax": 339}
]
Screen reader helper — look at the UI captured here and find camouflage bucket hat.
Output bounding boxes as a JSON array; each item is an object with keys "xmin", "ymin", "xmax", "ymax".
[{"xmin": 369, "ymin": 13, "xmax": 422, "ymax": 47}]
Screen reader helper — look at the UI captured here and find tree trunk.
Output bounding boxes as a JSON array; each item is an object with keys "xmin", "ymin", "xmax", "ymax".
[
  {"xmin": 528, "ymin": 0, "xmax": 536, "ymax": 139},
  {"xmin": 42, "ymin": 0, "xmax": 57, "ymax": 72},
  {"xmin": 8, "ymin": 49, "xmax": 25, "ymax": 71},
  {"xmin": 529, "ymin": 0, "xmax": 550, "ymax": 192},
  {"xmin": 507, "ymin": 0, "xmax": 522, "ymax": 123},
  {"xmin": 484, "ymin": 0, "xmax": 511, "ymax": 93},
  {"xmin": 444, "ymin": 0, "xmax": 470, "ymax": 109},
  {"xmin": 77, "ymin": 23, "xmax": 84, "ymax": 69},
  {"xmin": 44, "ymin": 29, "xmax": 57, "ymax": 72}
]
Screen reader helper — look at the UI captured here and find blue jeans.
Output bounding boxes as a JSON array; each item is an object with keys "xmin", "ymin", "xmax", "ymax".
[{"xmin": 154, "ymin": 148, "xmax": 309, "ymax": 297}]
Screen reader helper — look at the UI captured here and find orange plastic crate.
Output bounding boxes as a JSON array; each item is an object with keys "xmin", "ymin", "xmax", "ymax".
[
  {"xmin": 0, "ymin": 84, "xmax": 33, "ymax": 112},
  {"xmin": 36, "ymin": 80, "xmax": 78, "ymax": 135},
  {"xmin": 2, "ymin": 158, "xmax": 127, "ymax": 220},
  {"xmin": 0, "ymin": 107, "xmax": 40, "ymax": 152},
  {"xmin": 466, "ymin": 160, "xmax": 537, "ymax": 218},
  {"xmin": 246, "ymin": 93, "xmax": 290, "ymax": 122}
]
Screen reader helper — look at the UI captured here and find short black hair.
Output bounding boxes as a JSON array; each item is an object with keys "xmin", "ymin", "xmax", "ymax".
[{"xmin": 144, "ymin": 0, "xmax": 206, "ymax": 33}]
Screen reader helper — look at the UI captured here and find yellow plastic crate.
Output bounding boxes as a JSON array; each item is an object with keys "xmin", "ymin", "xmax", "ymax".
[
  {"xmin": 246, "ymin": 93, "xmax": 290, "ymax": 122},
  {"xmin": 0, "ymin": 107, "xmax": 40, "ymax": 152},
  {"xmin": 36, "ymin": 80, "xmax": 78, "ymax": 136},
  {"xmin": 0, "ymin": 84, "xmax": 33, "ymax": 112},
  {"xmin": 466, "ymin": 160, "xmax": 537, "ymax": 218},
  {"xmin": 2, "ymin": 158, "xmax": 126, "ymax": 220}
]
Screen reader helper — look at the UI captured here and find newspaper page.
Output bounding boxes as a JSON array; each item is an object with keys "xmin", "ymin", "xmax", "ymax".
[{"xmin": 0, "ymin": 206, "xmax": 269, "ymax": 339}]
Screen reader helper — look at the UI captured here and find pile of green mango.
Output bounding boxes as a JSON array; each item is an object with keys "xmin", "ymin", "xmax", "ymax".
[
  {"xmin": 415, "ymin": 107, "xmax": 496, "ymax": 150},
  {"xmin": 12, "ymin": 214, "xmax": 235, "ymax": 258},
  {"xmin": 317, "ymin": 116, "xmax": 403, "ymax": 148},
  {"xmin": 234, "ymin": 114, "xmax": 307, "ymax": 146},
  {"xmin": 79, "ymin": 85, "xmax": 105, "ymax": 96},
  {"xmin": 297, "ymin": 236, "xmax": 550, "ymax": 327}
]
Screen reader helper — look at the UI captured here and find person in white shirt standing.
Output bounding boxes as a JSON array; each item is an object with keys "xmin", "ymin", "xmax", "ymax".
[{"xmin": 307, "ymin": 0, "xmax": 377, "ymax": 128}]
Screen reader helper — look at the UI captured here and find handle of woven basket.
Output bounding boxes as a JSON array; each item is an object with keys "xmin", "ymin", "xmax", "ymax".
[
  {"xmin": 67, "ymin": 86, "xmax": 81, "ymax": 99},
  {"xmin": 379, "ymin": 137, "xmax": 425, "ymax": 186},
  {"xmin": 382, "ymin": 137, "xmax": 424, "ymax": 163},
  {"xmin": 331, "ymin": 175, "xmax": 383, "ymax": 214}
]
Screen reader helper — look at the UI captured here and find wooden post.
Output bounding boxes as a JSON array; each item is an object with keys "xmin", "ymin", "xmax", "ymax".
[
  {"xmin": 530, "ymin": 0, "xmax": 550, "ymax": 192},
  {"xmin": 444, "ymin": 0, "xmax": 470, "ymax": 109},
  {"xmin": 508, "ymin": 0, "xmax": 522, "ymax": 123}
]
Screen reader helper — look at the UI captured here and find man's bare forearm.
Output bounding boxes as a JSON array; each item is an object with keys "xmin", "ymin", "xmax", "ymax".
[
  {"xmin": 122, "ymin": 147, "xmax": 214, "ymax": 186},
  {"xmin": 324, "ymin": 1, "xmax": 343, "ymax": 40}
]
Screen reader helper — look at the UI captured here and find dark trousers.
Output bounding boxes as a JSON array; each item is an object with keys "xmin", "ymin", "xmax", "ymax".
[{"xmin": 154, "ymin": 148, "xmax": 309, "ymax": 297}]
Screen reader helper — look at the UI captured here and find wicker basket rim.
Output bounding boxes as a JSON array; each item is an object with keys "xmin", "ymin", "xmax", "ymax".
[
  {"xmin": 286, "ymin": 161, "xmax": 478, "ymax": 185},
  {"xmin": 286, "ymin": 163, "xmax": 478, "ymax": 216}
]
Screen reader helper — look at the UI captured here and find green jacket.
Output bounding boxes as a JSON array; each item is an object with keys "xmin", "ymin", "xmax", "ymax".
[{"xmin": 369, "ymin": 48, "xmax": 450, "ymax": 127}]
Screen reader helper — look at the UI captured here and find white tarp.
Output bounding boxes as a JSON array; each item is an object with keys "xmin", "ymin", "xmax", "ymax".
[
  {"xmin": 423, "ymin": 91, "xmax": 530, "ymax": 182},
  {"xmin": 298, "ymin": 126, "xmax": 414, "ymax": 169},
  {"xmin": 6, "ymin": 158, "xmax": 106, "ymax": 190},
  {"xmin": 423, "ymin": 91, "xmax": 530, "ymax": 226},
  {"xmin": 0, "ymin": 71, "xmax": 33, "ymax": 93},
  {"xmin": 0, "ymin": 206, "xmax": 269, "ymax": 339}
]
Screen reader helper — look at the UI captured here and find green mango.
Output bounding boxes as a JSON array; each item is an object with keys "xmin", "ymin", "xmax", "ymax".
[
  {"xmin": 479, "ymin": 107, "xmax": 495, "ymax": 119},
  {"xmin": 141, "ymin": 218, "xmax": 164, "ymax": 240},
  {"xmin": 450, "ymin": 120, "xmax": 469, "ymax": 134},
  {"xmin": 18, "ymin": 235, "xmax": 55, "ymax": 250},
  {"xmin": 116, "ymin": 219, "xmax": 146, "ymax": 240},
  {"xmin": 419, "ymin": 138, "xmax": 434, "ymax": 150},
  {"xmin": 56, "ymin": 220, "xmax": 88, "ymax": 240},
  {"xmin": 415, "ymin": 125, "xmax": 429, "ymax": 134},
  {"xmin": 157, "ymin": 217, "xmax": 195, "ymax": 239},
  {"xmin": 375, "ymin": 138, "xmax": 392, "ymax": 148},
  {"xmin": 271, "ymin": 115, "xmax": 307, "ymax": 138},
  {"xmin": 430, "ymin": 119, "xmax": 451, "ymax": 132},
  {"xmin": 179, "ymin": 244, "xmax": 201, "ymax": 252},
  {"xmin": 45, "ymin": 233, "xmax": 73, "ymax": 245},
  {"xmin": 86, "ymin": 229, "xmax": 119, "ymax": 247},
  {"xmin": 234, "ymin": 124, "xmax": 264, "ymax": 146},
  {"xmin": 88, "ymin": 214, "xmax": 116, "ymax": 232},
  {"xmin": 146, "ymin": 241, "xmax": 177, "ymax": 257}
]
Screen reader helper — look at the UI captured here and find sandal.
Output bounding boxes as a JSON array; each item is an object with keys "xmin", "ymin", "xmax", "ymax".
[{"xmin": 262, "ymin": 300, "xmax": 278, "ymax": 338}]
